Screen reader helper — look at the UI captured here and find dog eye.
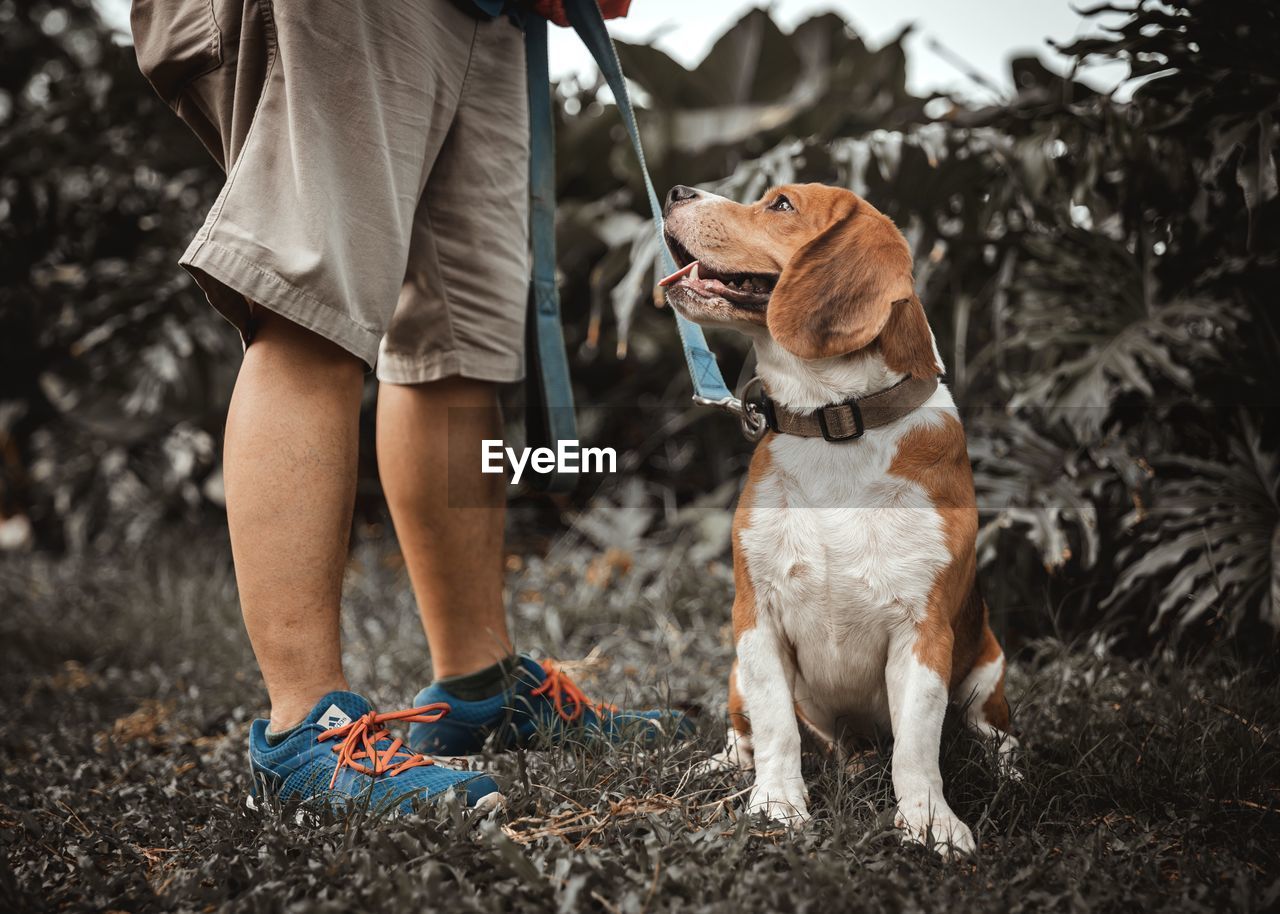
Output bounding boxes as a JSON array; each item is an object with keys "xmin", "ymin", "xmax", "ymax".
[{"xmin": 768, "ymin": 194, "xmax": 795, "ymax": 212}]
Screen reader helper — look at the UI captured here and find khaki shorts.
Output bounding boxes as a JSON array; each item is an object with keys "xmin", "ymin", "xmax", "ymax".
[{"xmin": 131, "ymin": 0, "xmax": 530, "ymax": 382}]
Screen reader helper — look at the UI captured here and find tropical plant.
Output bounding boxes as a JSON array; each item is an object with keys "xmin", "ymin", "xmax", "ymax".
[
  {"xmin": 1005, "ymin": 230, "xmax": 1240, "ymax": 441},
  {"xmin": 1102, "ymin": 414, "xmax": 1280, "ymax": 636}
]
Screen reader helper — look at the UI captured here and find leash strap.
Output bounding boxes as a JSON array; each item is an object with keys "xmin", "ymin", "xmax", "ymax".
[
  {"xmin": 523, "ymin": 14, "xmax": 578, "ymax": 492},
  {"xmin": 563, "ymin": 0, "xmax": 733, "ymax": 403}
]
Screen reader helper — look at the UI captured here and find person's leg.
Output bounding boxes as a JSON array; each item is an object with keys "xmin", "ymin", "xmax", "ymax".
[
  {"xmin": 373, "ymin": 10, "xmax": 526, "ymax": 683},
  {"xmin": 224, "ymin": 311, "xmax": 363, "ymax": 731},
  {"xmin": 376, "ymin": 377, "xmax": 513, "ymax": 678}
]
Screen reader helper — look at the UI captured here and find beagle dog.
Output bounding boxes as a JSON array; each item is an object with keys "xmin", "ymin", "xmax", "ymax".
[{"xmin": 661, "ymin": 183, "xmax": 1016, "ymax": 857}]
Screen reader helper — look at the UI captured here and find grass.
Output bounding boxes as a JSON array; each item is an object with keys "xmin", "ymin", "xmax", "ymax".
[{"xmin": 1, "ymin": 523, "xmax": 1279, "ymax": 913}]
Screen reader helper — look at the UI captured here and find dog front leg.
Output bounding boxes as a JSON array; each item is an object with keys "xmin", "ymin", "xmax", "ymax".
[
  {"xmin": 737, "ymin": 625, "xmax": 809, "ymax": 823},
  {"xmin": 885, "ymin": 626, "xmax": 974, "ymax": 857}
]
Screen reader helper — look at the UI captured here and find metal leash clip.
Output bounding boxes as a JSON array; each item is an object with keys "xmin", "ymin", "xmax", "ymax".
[{"xmin": 692, "ymin": 374, "xmax": 768, "ymax": 442}]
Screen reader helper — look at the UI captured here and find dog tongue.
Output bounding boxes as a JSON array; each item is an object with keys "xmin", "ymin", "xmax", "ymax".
[{"xmin": 659, "ymin": 260, "xmax": 698, "ymax": 287}]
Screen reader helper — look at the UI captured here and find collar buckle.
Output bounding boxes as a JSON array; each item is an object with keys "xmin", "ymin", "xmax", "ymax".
[{"xmin": 816, "ymin": 402, "xmax": 865, "ymax": 442}]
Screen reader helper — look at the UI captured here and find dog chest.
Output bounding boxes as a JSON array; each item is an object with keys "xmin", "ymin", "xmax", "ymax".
[
  {"xmin": 744, "ymin": 438, "xmax": 948, "ymax": 608},
  {"xmin": 737, "ymin": 435, "xmax": 951, "ymax": 702}
]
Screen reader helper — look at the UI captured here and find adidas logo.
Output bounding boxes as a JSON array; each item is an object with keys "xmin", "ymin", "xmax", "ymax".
[{"xmin": 319, "ymin": 704, "xmax": 352, "ymax": 729}]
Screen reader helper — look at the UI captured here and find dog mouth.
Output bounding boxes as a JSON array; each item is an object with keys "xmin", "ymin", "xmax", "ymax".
[{"xmin": 659, "ymin": 233, "xmax": 777, "ymax": 311}]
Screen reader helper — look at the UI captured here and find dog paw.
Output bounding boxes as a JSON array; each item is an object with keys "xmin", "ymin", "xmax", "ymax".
[
  {"xmin": 695, "ymin": 730, "xmax": 754, "ymax": 778},
  {"xmin": 895, "ymin": 800, "xmax": 975, "ymax": 859},
  {"xmin": 995, "ymin": 736, "xmax": 1024, "ymax": 782},
  {"xmin": 748, "ymin": 784, "xmax": 810, "ymax": 824},
  {"xmin": 693, "ymin": 752, "xmax": 738, "ymax": 778},
  {"xmin": 996, "ymin": 755, "xmax": 1024, "ymax": 782}
]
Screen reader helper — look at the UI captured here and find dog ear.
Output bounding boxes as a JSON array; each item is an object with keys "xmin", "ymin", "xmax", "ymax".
[
  {"xmin": 879, "ymin": 293, "xmax": 945, "ymax": 379},
  {"xmin": 766, "ymin": 207, "xmax": 917, "ymax": 361}
]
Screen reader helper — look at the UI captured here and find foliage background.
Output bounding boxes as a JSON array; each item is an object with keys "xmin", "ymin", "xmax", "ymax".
[{"xmin": 1, "ymin": 0, "xmax": 1277, "ymax": 645}]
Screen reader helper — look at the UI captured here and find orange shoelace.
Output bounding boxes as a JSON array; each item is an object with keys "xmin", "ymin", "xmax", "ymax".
[
  {"xmin": 317, "ymin": 703, "xmax": 451, "ymax": 789},
  {"xmin": 529, "ymin": 661, "xmax": 618, "ymax": 723}
]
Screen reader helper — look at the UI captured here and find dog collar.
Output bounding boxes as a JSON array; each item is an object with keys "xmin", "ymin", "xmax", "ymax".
[{"xmin": 746, "ymin": 375, "xmax": 940, "ymax": 443}]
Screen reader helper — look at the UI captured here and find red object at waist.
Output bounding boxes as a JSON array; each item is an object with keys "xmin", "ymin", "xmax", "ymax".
[{"xmin": 527, "ymin": 0, "xmax": 632, "ymax": 26}]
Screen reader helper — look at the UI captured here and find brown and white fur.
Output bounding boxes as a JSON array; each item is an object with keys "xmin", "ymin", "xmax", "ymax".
[{"xmin": 662, "ymin": 183, "xmax": 1016, "ymax": 858}]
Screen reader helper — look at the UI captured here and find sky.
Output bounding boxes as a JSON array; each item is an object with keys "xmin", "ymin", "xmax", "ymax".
[
  {"xmin": 545, "ymin": 0, "xmax": 1129, "ymax": 100},
  {"xmin": 95, "ymin": 0, "xmax": 1129, "ymax": 101}
]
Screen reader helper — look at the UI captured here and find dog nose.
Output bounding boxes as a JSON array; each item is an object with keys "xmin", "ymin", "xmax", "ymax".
[{"xmin": 665, "ymin": 184, "xmax": 700, "ymax": 213}]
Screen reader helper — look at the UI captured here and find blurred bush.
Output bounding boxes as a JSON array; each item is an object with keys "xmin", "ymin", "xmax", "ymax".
[
  {"xmin": 0, "ymin": 0, "xmax": 234, "ymax": 551},
  {"xmin": 1, "ymin": 0, "xmax": 1276, "ymax": 646}
]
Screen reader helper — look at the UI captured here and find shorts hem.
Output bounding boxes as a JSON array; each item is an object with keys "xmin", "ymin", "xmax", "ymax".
[
  {"xmin": 180, "ymin": 239, "xmax": 383, "ymax": 369},
  {"xmin": 376, "ymin": 349, "xmax": 524, "ymax": 385}
]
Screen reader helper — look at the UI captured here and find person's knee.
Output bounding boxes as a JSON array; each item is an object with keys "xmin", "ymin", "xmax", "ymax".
[
  {"xmin": 386, "ymin": 375, "xmax": 499, "ymax": 408},
  {"xmin": 246, "ymin": 308, "xmax": 365, "ymax": 381}
]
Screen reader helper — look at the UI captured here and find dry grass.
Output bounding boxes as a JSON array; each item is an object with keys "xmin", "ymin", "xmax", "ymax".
[{"xmin": 1, "ymin": 526, "xmax": 1278, "ymax": 912}]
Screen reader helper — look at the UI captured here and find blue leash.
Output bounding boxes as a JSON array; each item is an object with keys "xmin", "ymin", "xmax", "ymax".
[
  {"xmin": 524, "ymin": 13, "xmax": 578, "ymax": 492},
  {"xmin": 561, "ymin": 0, "xmax": 734, "ymax": 405},
  {"xmin": 523, "ymin": 2, "xmax": 756, "ymax": 491},
  {"xmin": 560, "ymin": 0, "xmax": 732, "ymax": 401}
]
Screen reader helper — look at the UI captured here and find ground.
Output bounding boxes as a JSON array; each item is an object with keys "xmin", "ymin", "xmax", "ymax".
[{"xmin": 2, "ymin": 527, "xmax": 1278, "ymax": 913}]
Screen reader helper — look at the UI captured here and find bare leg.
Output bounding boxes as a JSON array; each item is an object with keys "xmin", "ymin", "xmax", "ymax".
[
  {"xmin": 223, "ymin": 312, "xmax": 363, "ymax": 731},
  {"xmin": 376, "ymin": 377, "xmax": 512, "ymax": 678}
]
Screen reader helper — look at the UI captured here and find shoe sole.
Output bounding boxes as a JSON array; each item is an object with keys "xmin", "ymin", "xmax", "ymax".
[
  {"xmin": 415, "ymin": 714, "xmax": 687, "ymax": 758},
  {"xmin": 245, "ymin": 789, "xmax": 506, "ymax": 819},
  {"xmin": 429, "ymin": 753, "xmax": 499, "ymax": 770}
]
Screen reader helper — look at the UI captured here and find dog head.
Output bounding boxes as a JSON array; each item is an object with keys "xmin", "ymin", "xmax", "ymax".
[{"xmin": 661, "ymin": 183, "xmax": 940, "ymax": 385}]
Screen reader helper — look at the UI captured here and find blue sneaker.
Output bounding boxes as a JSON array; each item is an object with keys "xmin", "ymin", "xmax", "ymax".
[
  {"xmin": 407, "ymin": 655, "xmax": 694, "ymax": 755},
  {"xmin": 247, "ymin": 690, "xmax": 503, "ymax": 818}
]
